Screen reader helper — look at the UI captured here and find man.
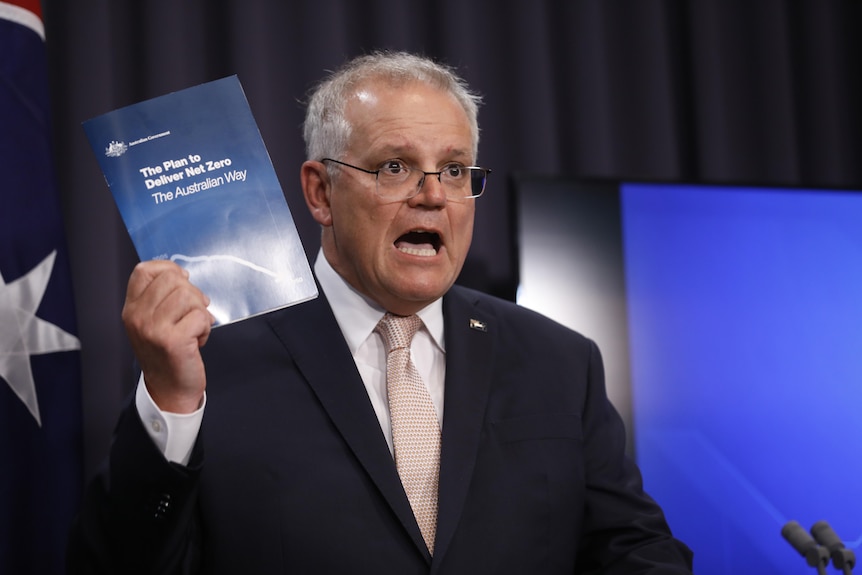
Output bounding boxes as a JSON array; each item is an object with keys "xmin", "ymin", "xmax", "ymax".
[{"xmin": 68, "ymin": 51, "xmax": 693, "ymax": 574}]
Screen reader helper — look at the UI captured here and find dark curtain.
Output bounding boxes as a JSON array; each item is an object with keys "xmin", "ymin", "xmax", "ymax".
[{"xmin": 42, "ymin": 0, "xmax": 862, "ymax": 478}]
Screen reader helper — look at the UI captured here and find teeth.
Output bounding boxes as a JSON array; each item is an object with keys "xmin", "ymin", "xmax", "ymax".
[{"xmin": 398, "ymin": 246, "xmax": 436, "ymax": 257}]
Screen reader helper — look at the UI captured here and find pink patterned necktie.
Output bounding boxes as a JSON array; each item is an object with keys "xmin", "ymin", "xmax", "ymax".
[{"xmin": 375, "ymin": 312, "xmax": 441, "ymax": 554}]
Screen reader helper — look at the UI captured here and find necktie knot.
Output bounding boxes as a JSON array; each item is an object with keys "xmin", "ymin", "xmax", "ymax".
[{"xmin": 376, "ymin": 313, "xmax": 423, "ymax": 352}]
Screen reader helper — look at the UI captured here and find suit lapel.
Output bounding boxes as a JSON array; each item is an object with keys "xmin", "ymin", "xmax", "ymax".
[
  {"xmin": 433, "ymin": 287, "xmax": 497, "ymax": 566},
  {"xmin": 266, "ymin": 293, "xmax": 430, "ymax": 559}
]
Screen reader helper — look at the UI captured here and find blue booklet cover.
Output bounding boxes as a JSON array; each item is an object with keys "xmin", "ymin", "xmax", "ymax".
[{"xmin": 83, "ymin": 76, "xmax": 317, "ymax": 326}]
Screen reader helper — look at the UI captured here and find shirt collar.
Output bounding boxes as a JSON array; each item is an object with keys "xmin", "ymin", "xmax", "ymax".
[{"xmin": 313, "ymin": 250, "xmax": 445, "ymax": 354}]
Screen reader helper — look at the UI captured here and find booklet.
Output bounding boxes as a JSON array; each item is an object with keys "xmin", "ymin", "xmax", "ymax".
[{"xmin": 83, "ymin": 76, "xmax": 318, "ymax": 326}]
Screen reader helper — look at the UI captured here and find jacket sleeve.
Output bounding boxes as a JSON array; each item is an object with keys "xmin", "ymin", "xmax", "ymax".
[
  {"xmin": 67, "ymin": 400, "xmax": 204, "ymax": 575},
  {"xmin": 575, "ymin": 339, "xmax": 694, "ymax": 574}
]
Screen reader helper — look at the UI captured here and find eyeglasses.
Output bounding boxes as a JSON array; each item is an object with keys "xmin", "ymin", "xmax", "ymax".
[{"xmin": 321, "ymin": 158, "xmax": 490, "ymax": 202}]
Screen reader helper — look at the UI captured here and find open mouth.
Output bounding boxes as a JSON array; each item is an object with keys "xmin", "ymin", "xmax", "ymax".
[{"xmin": 395, "ymin": 230, "xmax": 441, "ymax": 256}]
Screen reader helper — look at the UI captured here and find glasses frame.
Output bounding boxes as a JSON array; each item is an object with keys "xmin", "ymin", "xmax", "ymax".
[{"xmin": 321, "ymin": 157, "xmax": 490, "ymax": 201}]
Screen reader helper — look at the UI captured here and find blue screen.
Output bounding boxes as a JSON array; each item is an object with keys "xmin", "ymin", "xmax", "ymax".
[{"xmin": 621, "ymin": 182, "xmax": 862, "ymax": 574}]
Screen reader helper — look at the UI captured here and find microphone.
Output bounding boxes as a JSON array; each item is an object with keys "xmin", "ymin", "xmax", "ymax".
[
  {"xmin": 782, "ymin": 520, "xmax": 830, "ymax": 575},
  {"xmin": 811, "ymin": 520, "xmax": 855, "ymax": 575}
]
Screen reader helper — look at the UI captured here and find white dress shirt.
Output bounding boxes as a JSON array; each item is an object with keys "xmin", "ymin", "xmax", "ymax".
[{"xmin": 136, "ymin": 250, "xmax": 446, "ymax": 463}]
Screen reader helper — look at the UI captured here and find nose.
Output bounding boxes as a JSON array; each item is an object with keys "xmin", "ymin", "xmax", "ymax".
[{"xmin": 410, "ymin": 171, "xmax": 447, "ymax": 207}]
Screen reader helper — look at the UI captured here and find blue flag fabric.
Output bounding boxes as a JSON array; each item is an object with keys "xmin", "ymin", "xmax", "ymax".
[{"xmin": 0, "ymin": 1, "xmax": 84, "ymax": 573}]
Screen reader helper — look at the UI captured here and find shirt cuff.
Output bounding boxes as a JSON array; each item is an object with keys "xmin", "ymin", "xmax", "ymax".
[{"xmin": 134, "ymin": 374, "xmax": 206, "ymax": 465}]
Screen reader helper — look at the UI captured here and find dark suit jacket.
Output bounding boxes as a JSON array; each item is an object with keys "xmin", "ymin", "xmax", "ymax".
[{"xmin": 69, "ymin": 285, "xmax": 693, "ymax": 574}]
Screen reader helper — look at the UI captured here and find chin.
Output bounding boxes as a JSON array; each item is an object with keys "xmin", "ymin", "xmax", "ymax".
[{"xmin": 391, "ymin": 280, "xmax": 450, "ymax": 305}]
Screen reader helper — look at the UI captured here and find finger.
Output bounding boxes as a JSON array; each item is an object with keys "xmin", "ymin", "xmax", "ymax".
[
  {"xmin": 125, "ymin": 263, "xmax": 209, "ymax": 327},
  {"xmin": 150, "ymin": 280, "xmax": 211, "ymax": 329},
  {"xmin": 174, "ymin": 306, "xmax": 214, "ymax": 348},
  {"xmin": 125, "ymin": 260, "xmax": 187, "ymax": 301},
  {"xmin": 123, "ymin": 279, "xmax": 211, "ymax": 355}
]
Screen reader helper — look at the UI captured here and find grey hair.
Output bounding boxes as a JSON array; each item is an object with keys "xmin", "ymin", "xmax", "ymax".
[{"xmin": 303, "ymin": 51, "xmax": 482, "ymax": 164}]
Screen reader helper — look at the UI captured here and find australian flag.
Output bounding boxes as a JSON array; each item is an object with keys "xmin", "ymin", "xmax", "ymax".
[{"xmin": 1, "ymin": 0, "xmax": 84, "ymax": 573}]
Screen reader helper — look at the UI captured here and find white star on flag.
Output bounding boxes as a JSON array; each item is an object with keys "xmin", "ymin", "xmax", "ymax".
[{"xmin": 0, "ymin": 250, "xmax": 81, "ymax": 427}]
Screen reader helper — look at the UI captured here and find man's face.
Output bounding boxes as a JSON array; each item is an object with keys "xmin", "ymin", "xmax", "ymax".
[{"xmin": 316, "ymin": 81, "xmax": 477, "ymax": 315}]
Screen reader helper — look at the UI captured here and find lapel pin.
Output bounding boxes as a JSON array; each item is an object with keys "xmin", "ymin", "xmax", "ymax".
[{"xmin": 469, "ymin": 318, "xmax": 488, "ymax": 332}]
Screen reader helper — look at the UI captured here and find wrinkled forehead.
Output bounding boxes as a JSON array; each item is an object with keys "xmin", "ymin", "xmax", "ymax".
[{"xmin": 342, "ymin": 77, "xmax": 477, "ymax": 154}]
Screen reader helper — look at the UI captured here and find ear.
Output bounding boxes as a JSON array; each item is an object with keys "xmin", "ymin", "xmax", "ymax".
[{"xmin": 301, "ymin": 160, "xmax": 333, "ymax": 226}]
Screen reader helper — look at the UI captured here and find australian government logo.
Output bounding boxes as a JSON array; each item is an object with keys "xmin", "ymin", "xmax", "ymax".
[
  {"xmin": 105, "ymin": 140, "xmax": 128, "ymax": 157},
  {"xmin": 104, "ymin": 130, "xmax": 171, "ymax": 158}
]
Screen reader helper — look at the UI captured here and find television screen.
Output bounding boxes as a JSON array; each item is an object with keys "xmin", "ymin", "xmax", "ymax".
[{"xmin": 514, "ymin": 177, "xmax": 862, "ymax": 575}]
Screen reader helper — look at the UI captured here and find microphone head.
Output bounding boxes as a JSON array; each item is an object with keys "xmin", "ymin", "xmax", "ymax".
[
  {"xmin": 782, "ymin": 520, "xmax": 830, "ymax": 568},
  {"xmin": 811, "ymin": 520, "xmax": 843, "ymax": 551},
  {"xmin": 811, "ymin": 520, "xmax": 856, "ymax": 569},
  {"xmin": 783, "ymin": 521, "xmax": 817, "ymax": 554}
]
